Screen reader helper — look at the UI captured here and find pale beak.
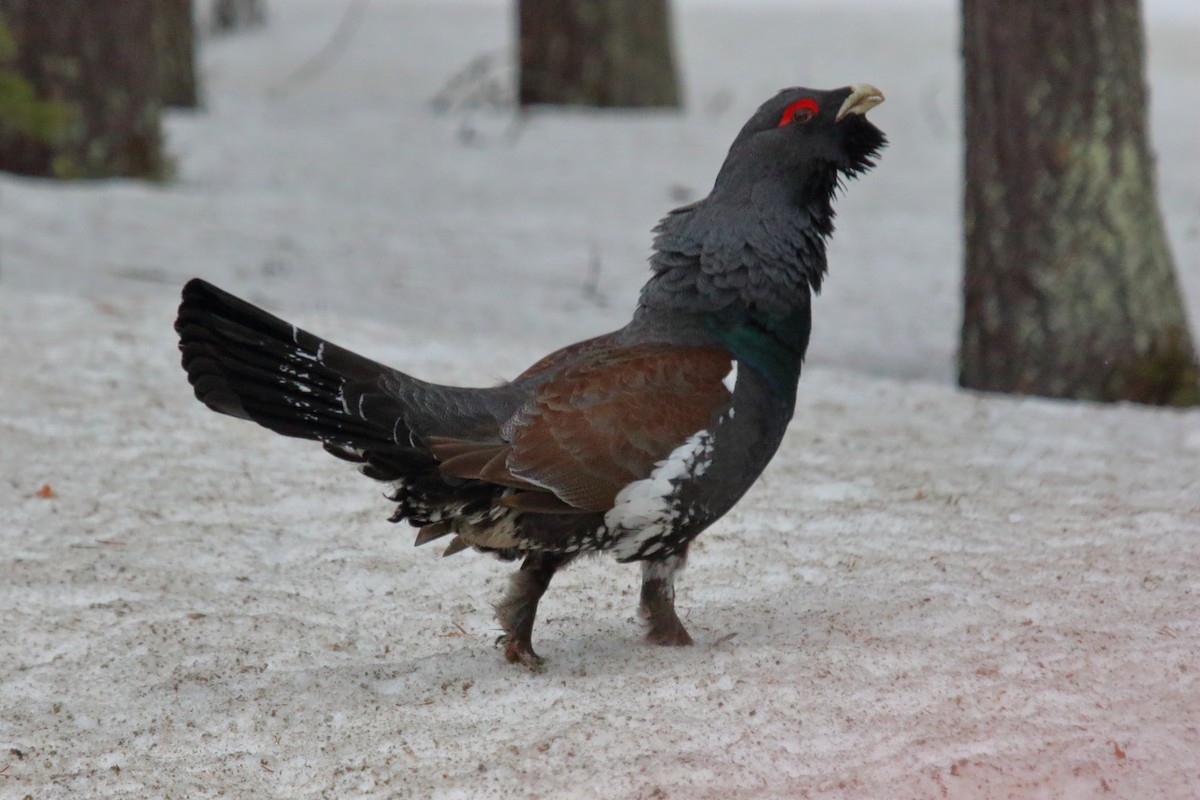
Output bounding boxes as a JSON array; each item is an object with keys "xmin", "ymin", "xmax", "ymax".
[{"xmin": 835, "ymin": 84, "xmax": 885, "ymax": 122}]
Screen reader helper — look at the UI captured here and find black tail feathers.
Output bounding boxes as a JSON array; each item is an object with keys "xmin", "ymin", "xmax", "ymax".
[{"xmin": 175, "ymin": 279, "xmax": 426, "ymax": 467}]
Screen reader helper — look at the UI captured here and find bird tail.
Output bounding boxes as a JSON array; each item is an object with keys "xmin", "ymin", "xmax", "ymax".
[{"xmin": 175, "ymin": 278, "xmax": 433, "ymax": 476}]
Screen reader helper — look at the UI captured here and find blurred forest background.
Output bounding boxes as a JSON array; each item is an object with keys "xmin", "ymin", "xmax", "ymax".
[{"xmin": 0, "ymin": 0, "xmax": 1195, "ymax": 405}]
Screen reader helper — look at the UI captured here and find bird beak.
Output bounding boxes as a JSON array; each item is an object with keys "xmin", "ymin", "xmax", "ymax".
[{"xmin": 835, "ymin": 84, "xmax": 885, "ymax": 122}]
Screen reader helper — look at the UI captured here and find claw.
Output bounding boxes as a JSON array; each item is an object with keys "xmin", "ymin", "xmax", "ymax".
[
  {"xmin": 500, "ymin": 635, "xmax": 546, "ymax": 671},
  {"xmin": 644, "ymin": 617, "xmax": 694, "ymax": 647},
  {"xmin": 493, "ymin": 552, "xmax": 574, "ymax": 671}
]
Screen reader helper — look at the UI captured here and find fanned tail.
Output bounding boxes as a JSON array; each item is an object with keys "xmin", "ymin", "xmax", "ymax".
[
  {"xmin": 175, "ymin": 278, "xmax": 432, "ymax": 474},
  {"xmin": 174, "ymin": 278, "xmax": 556, "ymax": 557}
]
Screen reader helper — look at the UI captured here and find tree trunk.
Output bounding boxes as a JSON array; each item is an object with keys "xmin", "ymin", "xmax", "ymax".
[
  {"xmin": 156, "ymin": 0, "xmax": 200, "ymax": 108},
  {"xmin": 960, "ymin": 0, "xmax": 1198, "ymax": 405},
  {"xmin": 211, "ymin": 0, "xmax": 267, "ymax": 34},
  {"xmin": 518, "ymin": 0, "xmax": 681, "ymax": 108},
  {"xmin": 0, "ymin": 0, "xmax": 166, "ymax": 180}
]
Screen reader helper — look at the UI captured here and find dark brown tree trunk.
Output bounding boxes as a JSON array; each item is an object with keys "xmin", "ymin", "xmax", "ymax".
[
  {"xmin": 0, "ymin": 0, "xmax": 167, "ymax": 180},
  {"xmin": 960, "ymin": 0, "xmax": 1198, "ymax": 405},
  {"xmin": 156, "ymin": 0, "xmax": 200, "ymax": 108},
  {"xmin": 518, "ymin": 0, "xmax": 681, "ymax": 108},
  {"xmin": 212, "ymin": 0, "xmax": 267, "ymax": 34}
]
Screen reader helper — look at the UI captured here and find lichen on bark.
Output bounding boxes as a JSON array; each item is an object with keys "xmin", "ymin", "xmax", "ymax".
[
  {"xmin": 960, "ymin": 0, "xmax": 1198, "ymax": 406},
  {"xmin": 0, "ymin": 14, "xmax": 71, "ymax": 145},
  {"xmin": 0, "ymin": 0, "xmax": 168, "ymax": 180}
]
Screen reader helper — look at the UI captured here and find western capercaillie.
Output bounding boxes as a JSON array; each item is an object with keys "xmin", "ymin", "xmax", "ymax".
[{"xmin": 176, "ymin": 84, "xmax": 886, "ymax": 668}]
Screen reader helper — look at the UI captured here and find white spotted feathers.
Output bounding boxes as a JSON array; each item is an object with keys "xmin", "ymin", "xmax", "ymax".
[
  {"xmin": 605, "ymin": 428, "xmax": 715, "ymax": 561},
  {"xmin": 722, "ymin": 360, "xmax": 738, "ymax": 393},
  {"xmin": 603, "ymin": 358, "xmax": 737, "ymax": 562}
]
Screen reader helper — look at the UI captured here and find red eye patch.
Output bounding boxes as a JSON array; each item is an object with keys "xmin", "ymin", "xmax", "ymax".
[{"xmin": 777, "ymin": 97, "xmax": 820, "ymax": 127}]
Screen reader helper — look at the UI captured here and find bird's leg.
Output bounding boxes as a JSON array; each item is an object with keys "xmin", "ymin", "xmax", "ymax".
[
  {"xmin": 495, "ymin": 552, "xmax": 574, "ymax": 669},
  {"xmin": 639, "ymin": 550, "xmax": 693, "ymax": 646}
]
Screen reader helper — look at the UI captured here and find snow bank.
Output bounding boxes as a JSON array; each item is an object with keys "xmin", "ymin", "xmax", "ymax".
[{"xmin": 1, "ymin": 1, "xmax": 1197, "ymax": 797}]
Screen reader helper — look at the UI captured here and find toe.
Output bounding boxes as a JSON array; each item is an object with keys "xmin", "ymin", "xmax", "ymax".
[
  {"xmin": 503, "ymin": 637, "xmax": 546, "ymax": 670},
  {"xmin": 645, "ymin": 620, "xmax": 694, "ymax": 647}
]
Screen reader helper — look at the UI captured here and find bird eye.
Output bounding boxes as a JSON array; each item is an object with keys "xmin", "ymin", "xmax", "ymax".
[{"xmin": 777, "ymin": 98, "xmax": 820, "ymax": 127}]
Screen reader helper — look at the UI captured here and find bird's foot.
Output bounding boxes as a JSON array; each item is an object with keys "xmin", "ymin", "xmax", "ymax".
[
  {"xmin": 641, "ymin": 607, "xmax": 695, "ymax": 647},
  {"xmin": 496, "ymin": 633, "xmax": 545, "ymax": 671},
  {"xmin": 492, "ymin": 552, "xmax": 573, "ymax": 671},
  {"xmin": 639, "ymin": 552, "xmax": 693, "ymax": 647}
]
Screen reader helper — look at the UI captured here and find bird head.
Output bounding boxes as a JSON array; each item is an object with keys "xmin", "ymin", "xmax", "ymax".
[
  {"xmin": 715, "ymin": 84, "xmax": 887, "ymax": 201},
  {"xmin": 640, "ymin": 84, "xmax": 886, "ymax": 326}
]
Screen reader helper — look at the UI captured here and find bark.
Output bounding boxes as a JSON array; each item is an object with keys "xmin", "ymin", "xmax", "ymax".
[
  {"xmin": 518, "ymin": 0, "xmax": 681, "ymax": 108},
  {"xmin": 156, "ymin": 0, "xmax": 200, "ymax": 108},
  {"xmin": 960, "ymin": 0, "xmax": 1198, "ymax": 405},
  {"xmin": 212, "ymin": 0, "xmax": 267, "ymax": 34},
  {"xmin": 0, "ymin": 0, "xmax": 166, "ymax": 180}
]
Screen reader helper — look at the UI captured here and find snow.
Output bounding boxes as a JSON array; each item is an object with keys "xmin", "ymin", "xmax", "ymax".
[{"xmin": 1, "ymin": 0, "xmax": 1198, "ymax": 797}]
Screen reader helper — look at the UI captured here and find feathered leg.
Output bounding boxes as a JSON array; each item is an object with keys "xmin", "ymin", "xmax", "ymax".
[
  {"xmin": 495, "ymin": 552, "xmax": 575, "ymax": 669},
  {"xmin": 639, "ymin": 550, "xmax": 693, "ymax": 646}
]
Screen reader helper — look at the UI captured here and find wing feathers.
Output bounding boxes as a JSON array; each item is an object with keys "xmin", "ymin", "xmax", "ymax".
[{"xmin": 434, "ymin": 344, "xmax": 735, "ymax": 515}]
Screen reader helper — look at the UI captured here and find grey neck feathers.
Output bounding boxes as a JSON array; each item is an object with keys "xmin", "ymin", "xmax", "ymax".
[{"xmin": 636, "ymin": 171, "xmax": 838, "ymax": 319}]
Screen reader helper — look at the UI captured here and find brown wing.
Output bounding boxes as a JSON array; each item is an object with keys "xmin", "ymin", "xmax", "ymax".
[
  {"xmin": 429, "ymin": 344, "xmax": 734, "ymax": 513},
  {"xmin": 515, "ymin": 331, "xmax": 621, "ymax": 381}
]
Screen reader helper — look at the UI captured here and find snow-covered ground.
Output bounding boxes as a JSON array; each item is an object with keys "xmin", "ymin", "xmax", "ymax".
[{"xmin": 1, "ymin": 1, "xmax": 1197, "ymax": 797}]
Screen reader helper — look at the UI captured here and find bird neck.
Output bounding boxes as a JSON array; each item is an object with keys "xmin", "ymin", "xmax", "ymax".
[
  {"xmin": 638, "ymin": 174, "xmax": 837, "ymax": 319},
  {"xmin": 634, "ymin": 177, "xmax": 832, "ymax": 392},
  {"xmin": 628, "ymin": 301, "xmax": 810, "ymax": 396},
  {"xmin": 708, "ymin": 304, "xmax": 810, "ymax": 394}
]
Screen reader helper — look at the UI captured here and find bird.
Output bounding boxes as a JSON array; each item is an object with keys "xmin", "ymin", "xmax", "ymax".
[{"xmin": 175, "ymin": 84, "xmax": 886, "ymax": 668}]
